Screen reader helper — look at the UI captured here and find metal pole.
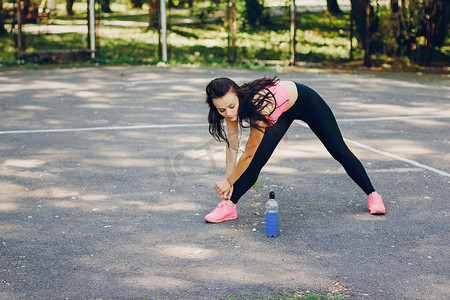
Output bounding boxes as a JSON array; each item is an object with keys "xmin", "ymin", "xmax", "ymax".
[
  {"xmin": 89, "ymin": 0, "xmax": 96, "ymax": 58},
  {"xmin": 160, "ymin": 0, "xmax": 167, "ymax": 62}
]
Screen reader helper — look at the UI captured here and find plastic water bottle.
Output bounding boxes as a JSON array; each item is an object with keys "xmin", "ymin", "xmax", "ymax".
[{"xmin": 265, "ymin": 191, "xmax": 278, "ymax": 237}]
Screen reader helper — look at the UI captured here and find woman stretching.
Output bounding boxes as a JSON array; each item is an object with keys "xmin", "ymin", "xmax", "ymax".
[{"xmin": 204, "ymin": 77, "xmax": 385, "ymax": 223}]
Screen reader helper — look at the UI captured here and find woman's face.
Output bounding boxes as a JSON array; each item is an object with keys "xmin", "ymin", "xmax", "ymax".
[{"xmin": 212, "ymin": 90, "xmax": 239, "ymax": 122}]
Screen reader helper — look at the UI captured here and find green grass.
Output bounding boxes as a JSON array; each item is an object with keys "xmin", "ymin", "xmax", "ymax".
[
  {"xmin": 252, "ymin": 182, "xmax": 265, "ymax": 188},
  {"xmin": 224, "ymin": 286, "xmax": 346, "ymax": 300},
  {"xmin": 27, "ymin": 33, "xmax": 86, "ymax": 51}
]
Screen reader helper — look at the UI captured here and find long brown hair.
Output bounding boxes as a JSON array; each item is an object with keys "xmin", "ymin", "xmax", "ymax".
[
  {"xmin": 205, "ymin": 76, "xmax": 278, "ymax": 146},
  {"xmin": 237, "ymin": 76, "xmax": 278, "ymax": 129}
]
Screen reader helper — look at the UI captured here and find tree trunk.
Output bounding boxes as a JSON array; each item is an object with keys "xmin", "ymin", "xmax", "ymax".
[
  {"xmin": 390, "ymin": 0, "xmax": 399, "ymax": 13},
  {"xmin": 349, "ymin": 5, "xmax": 354, "ymax": 60},
  {"xmin": 66, "ymin": 0, "xmax": 74, "ymax": 16},
  {"xmin": 231, "ymin": 0, "xmax": 237, "ymax": 64},
  {"xmin": 87, "ymin": 0, "xmax": 91, "ymax": 49},
  {"xmin": 289, "ymin": 0, "xmax": 296, "ymax": 65},
  {"xmin": 100, "ymin": 0, "xmax": 112, "ymax": 13},
  {"xmin": 227, "ymin": 0, "xmax": 237, "ymax": 64},
  {"xmin": 131, "ymin": 0, "xmax": 144, "ymax": 9},
  {"xmin": 327, "ymin": 0, "xmax": 342, "ymax": 15},
  {"xmin": 157, "ymin": 0, "xmax": 161, "ymax": 59},
  {"xmin": 17, "ymin": 0, "xmax": 25, "ymax": 54},
  {"xmin": 350, "ymin": 0, "xmax": 374, "ymax": 65},
  {"xmin": 350, "ymin": 0, "xmax": 367, "ymax": 45},
  {"xmin": 363, "ymin": 0, "xmax": 371, "ymax": 66},
  {"xmin": 147, "ymin": 0, "xmax": 157, "ymax": 29}
]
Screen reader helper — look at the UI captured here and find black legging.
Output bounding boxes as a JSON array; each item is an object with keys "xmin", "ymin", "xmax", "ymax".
[{"xmin": 230, "ymin": 83, "xmax": 375, "ymax": 204}]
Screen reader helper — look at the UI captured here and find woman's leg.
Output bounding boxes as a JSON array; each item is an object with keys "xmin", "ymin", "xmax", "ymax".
[
  {"xmin": 291, "ymin": 83, "xmax": 375, "ymax": 195},
  {"xmin": 230, "ymin": 115, "xmax": 293, "ymax": 204}
]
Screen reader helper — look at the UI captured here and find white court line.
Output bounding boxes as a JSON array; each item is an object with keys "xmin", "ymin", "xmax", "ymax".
[
  {"xmin": 0, "ymin": 115, "xmax": 448, "ymax": 136},
  {"xmin": 344, "ymin": 138, "xmax": 450, "ymax": 177},
  {"xmin": 294, "ymin": 120, "xmax": 450, "ymax": 177},
  {"xmin": 0, "ymin": 123, "xmax": 208, "ymax": 135},
  {"xmin": 338, "ymin": 115, "xmax": 450, "ymax": 122},
  {"xmin": 0, "ymin": 117, "xmax": 448, "ymax": 177},
  {"xmin": 368, "ymin": 168, "xmax": 424, "ymax": 173}
]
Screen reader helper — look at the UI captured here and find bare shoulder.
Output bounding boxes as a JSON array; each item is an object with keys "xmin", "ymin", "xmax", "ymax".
[{"xmin": 279, "ymin": 81, "xmax": 298, "ymax": 102}]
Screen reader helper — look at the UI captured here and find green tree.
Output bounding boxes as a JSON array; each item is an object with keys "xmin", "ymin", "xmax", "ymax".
[
  {"xmin": 416, "ymin": 0, "xmax": 450, "ymax": 65},
  {"xmin": 379, "ymin": 0, "xmax": 449, "ymax": 65}
]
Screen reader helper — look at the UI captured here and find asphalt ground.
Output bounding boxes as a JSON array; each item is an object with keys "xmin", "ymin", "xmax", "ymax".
[{"xmin": 0, "ymin": 66, "xmax": 449, "ymax": 299}]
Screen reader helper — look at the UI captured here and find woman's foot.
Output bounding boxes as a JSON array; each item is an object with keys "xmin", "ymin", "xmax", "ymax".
[
  {"xmin": 368, "ymin": 192, "xmax": 386, "ymax": 214},
  {"xmin": 205, "ymin": 200, "xmax": 237, "ymax": 223}
]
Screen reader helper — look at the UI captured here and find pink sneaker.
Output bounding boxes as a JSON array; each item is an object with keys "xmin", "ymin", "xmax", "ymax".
[
  {"xmin": 368, "ymin": 192, "xmax": 386, "ymax": 214},
  {"xmin": 205, "ymin": 201, "xmax": 237, "ymax": 223}
]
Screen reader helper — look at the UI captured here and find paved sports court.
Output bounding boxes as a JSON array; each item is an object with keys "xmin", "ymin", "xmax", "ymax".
[{"xmin": 0, "ymin": 66, "xmax": 449, "ymax": 299}]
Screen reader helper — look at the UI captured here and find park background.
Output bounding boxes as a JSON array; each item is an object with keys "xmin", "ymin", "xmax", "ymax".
[{"xmin": 0, "ymin": 0, "xmax": 449, "ymax": 70}]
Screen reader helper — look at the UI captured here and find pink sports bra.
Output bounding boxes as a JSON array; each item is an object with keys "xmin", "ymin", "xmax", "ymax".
[{"xmin": 266, "ymin": 82, "xmax": 290, "ymax": 126}]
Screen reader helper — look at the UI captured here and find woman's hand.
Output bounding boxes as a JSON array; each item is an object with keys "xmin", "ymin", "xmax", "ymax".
[
  {"xmin": 214, "ymin": 179, "xmax": 233, "ymax": 200},
  {"xmin": 219, "ymin": 186, "xmax": 234, "ymax": 200}
]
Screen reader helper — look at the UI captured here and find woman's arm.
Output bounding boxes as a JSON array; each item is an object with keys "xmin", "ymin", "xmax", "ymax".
[
  {"xmin": 214, "ymin": 119, "xmax": 239, "ymax": 200},
  {"xmin": 214, "ymin": 93, "xmax": 272, "ymax": 198},
  {"xmin": 225, "ymin": 118, "xmax": 239, "ymax": 178},
  {"xmin": 227, "ymin": 91, "xmax": 273, "ymax": 185},
  {"xmin": 228, "ymin": 121, "xmax": 265, "ymax": 185},
  {"xmin": 213, "ymin": 122, "xmax": 265, "ymax": 198}
]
